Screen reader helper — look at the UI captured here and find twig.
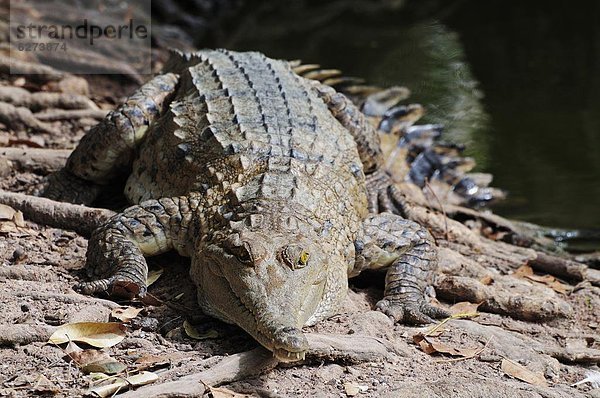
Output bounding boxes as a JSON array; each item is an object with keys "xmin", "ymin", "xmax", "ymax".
[{"xmin": 0, "ymin": 189, "xmax": 114, "ymax": 236}]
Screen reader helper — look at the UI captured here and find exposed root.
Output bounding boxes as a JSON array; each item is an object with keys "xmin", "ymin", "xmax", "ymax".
[
  {"xmin": 0, "ymin": 55, "xmax": 65, "ymax": 82},
  {"xmin": 544, "ymin": 347, "xmax": 600, "ymax": 364},
  {"xmin": 121, "ymin": 333, "xmax": 395, "ymax": 398},
  {"xmin": 434, "ymin": 274, "xmax": 571, "ymax": 321},
  {"xmin": 0, "ymin": 148, "xmax": 71, "ymax": 174},
  {"xmin": 0, "ymin": 86, "xmax": 98, "ymax": 111},
  {"xmin": 0, "ymin": 189, "xmax": 114, "ymax": 236},
  {"xmin": 34, "ymin": 109, "xmax": 108, "ymax": 121},
  {"xmin": 0, "ymin": 325, "xmax": 57, "ymax": 347},
  {"xmin": 0, "ymin": 102, "xmax": 60, "ymax": 135}
]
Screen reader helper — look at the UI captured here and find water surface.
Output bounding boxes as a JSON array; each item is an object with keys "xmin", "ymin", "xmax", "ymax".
[{"xmin": 218, "ymin": 0, "xmax": 600, "ymax": 247}]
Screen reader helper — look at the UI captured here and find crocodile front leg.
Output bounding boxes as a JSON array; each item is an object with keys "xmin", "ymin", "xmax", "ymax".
[
  {"xmin": 77, "ymin": 194, "xmax": 202, "ymax": 298},
  {"xmin": 353, "ymin": 213, "xmax": 449, "ymax": 324},
  {"xmin": 44, "ymin": 73, "xmax": 179, "ymax": 204}
]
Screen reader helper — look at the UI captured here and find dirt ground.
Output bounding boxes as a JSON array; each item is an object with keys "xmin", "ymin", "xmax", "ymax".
[{"xmin": 0, "ymin": 48, "xmax": 599, "ymax": 398}]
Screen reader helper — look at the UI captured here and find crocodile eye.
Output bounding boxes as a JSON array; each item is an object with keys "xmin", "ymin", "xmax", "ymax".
[{"xmin": 282, "ymin": 245, "xmax": 309, "ymax": 270}]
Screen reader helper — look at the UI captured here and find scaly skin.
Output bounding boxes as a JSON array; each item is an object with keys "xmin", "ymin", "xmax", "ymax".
[{"xmin": 45, "ymin": 49, "xmax": 448, "ymax": 361}]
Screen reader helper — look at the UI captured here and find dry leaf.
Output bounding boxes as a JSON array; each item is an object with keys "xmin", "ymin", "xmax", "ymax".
[
  {"xmin": 183, "ymin": 320, "xmax": 219, "ymax": 340},
  {"xmin": 111, "ymin": 306, "xmax": 143, "ymax": 322},
  {"xmin": 501, "ymin": 358, "xmax": 548, "ymax": 387},
  {"xmin": 48, "ymin": 322, "xmax": 126, "ymax": 348},
  {"xmin": 207, "ymin": 386, "xmax": 254, "ymax": 398},
  {"xmin": 88, "ymin": 371, "xmax": 158, "ymax": 397},
  {"xmin": 146, "ymin": 268, "xmax": 164, "ymax": 287},
  {"xmin": 133, "ymin": 354, "xmax": 172, "ymax": 371},
  {"xmin": 449, "ymin": 302, "xmax": 481, "ymax": 315},
  {"xmin": 0, "ymin": 204, "xmax": 17, "ymax": 220},
  {"xmin": 67, "ymin": 349, "xmax": 126, "ymax": 375},
  {"xmin": 413, "ymin": 333, "xmax": 480, "ymax": 358},
  {"xmin": 30, "ymin": 374, "xmax": 60, "ymax": 395},
  {"xmin": 64, "ymin": 340, "xmax": 83, "ymax": 355},
  {"xmin": 515, "ymin": 265, "xmax": 570, "ymax": 294},
  {"xmin": 0, "ymin": 204, "xmax": 24, "ymax": 228},
  {"xmin": 82, "ymin": 358, "xmax": 126, "ymax": 375}
]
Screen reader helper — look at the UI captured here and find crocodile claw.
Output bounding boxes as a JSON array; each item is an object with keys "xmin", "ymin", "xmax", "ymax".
[{"xmin": 376, "ymin": 298, "xmax": 449, "ymax": 325}]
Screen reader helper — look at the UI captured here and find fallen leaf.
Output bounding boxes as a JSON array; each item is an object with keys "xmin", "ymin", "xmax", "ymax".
[
  {"xmin": 183, "ymin": 320, "xmax": 219, "ymax": 340},
  {"xmin": 207, "ymin": 386, "xmax": 254, "ymax": 398},
  {"xmin": 515, "ymin": 265, "xmax": 570, "ymax": 294},
  {"xmin": 146, "ymin": 268, "xmax": 163, "ymax": 287},
  {"xmin": 343, "ymin": 382, "xmax": 361, "ymax": 396},
  {"xmin": 48, "ymin": 322, "xmax": 126, "ymax": 348},
  {"xmin": 82, "ymin": 358, "xmax": 127, "ymax": 375},
  {"xmin": 0, "ymin": 204, "xmax": 17, "ymax": 220},
  {"xmin": 30, "ymin": 374, "xmax": 60, "ymax": 395},
  {"xmin": 501, "ymin": 358, "xmax": 548, "ymax": 387},
  {"xmin": 67, "ymin": 349, "xmax": 126, "ymax": 374},
  {"xmin": 449, "ymin": 302, "xmax": 481, "ymax": 316},
  {"xmin": 133, "ymin": 354, "xmax": 171, "ymax": 371},
  {"xmin": 88, "ymin": 372, "xmax": 111, "ymax": 382},
  {"xmin": 111, "ymin": 306, "xmax": 143, "ymax": 322},
  {"xmin": 0, "ymin": 204, "xmax": 24, "ymax": 228},
  {"xmin": 413, "ymin": 333, "xmax": 480, "ymax": 358},
  {"xmin": 64, "ymin": 340, "xmax": 83, "ymax": 355},
  {"xmin": 88, "ymin": 371, "xmax": 158, "ymax": 397}
]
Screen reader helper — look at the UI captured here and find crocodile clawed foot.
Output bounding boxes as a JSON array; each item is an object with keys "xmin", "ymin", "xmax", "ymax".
[
  {"xmin": 366, "ymin": 170, "xmax": 411, "ymax": 216},
  {"xmin": 74, "ymin": 276, "xmax": 147, "ymax": 300},
  {"xmin": 376, "ymin": 298, "xmax": 449, "ymax": 325}
]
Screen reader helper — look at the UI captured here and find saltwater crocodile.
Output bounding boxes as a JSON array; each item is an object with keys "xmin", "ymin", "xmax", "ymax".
[{"xmin": 45, "ymin": 49, "xmax": 448, "ymax": 361}]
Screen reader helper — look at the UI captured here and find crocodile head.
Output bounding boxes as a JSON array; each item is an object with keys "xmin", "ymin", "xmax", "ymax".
[{"xmin": 194, "ymin": 223, "xmax": 345, "ymax": 362}]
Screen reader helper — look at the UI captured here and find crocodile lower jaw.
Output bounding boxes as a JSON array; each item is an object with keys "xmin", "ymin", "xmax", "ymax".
[{"xmin": 272, "ymin": 347, "xmax": 306, "ymax": 362}]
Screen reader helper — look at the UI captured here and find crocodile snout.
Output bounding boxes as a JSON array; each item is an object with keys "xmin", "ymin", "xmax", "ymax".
[{"xmin": 271, "ymin": 326, "xmax": 309, "ymax": 362}]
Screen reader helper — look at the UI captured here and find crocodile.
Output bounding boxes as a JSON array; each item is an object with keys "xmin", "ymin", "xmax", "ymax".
[{"xmin": 44, "ymin": 49, "xmax": 448, "ymax": 361}]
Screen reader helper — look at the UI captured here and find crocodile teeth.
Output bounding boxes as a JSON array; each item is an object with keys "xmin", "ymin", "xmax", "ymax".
[{"xmin": 272, "ymin": 348, "xmax": 306, "ymax": 362}]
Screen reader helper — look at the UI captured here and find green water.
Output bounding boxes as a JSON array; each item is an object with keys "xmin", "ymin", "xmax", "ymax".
[{"xmin": 217, "ymin": 0, "xmax": 600, "ymax": 245}]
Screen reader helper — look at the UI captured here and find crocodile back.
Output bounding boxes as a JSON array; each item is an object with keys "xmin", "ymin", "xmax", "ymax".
[{"xmin": 125, "ymin": 49, "xmax": 368, "ymax": 240}]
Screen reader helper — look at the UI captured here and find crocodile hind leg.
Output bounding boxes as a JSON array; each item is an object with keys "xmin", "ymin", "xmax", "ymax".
[
  {"xmin": 314, "ymin": 82, "xmax": 404, "ymax": 214},
  {"xmin": 44, "ymin": 73, "xmax": 180, "ymax": 205},
  {"xmin": 77, "ymin": 195, "xmax": 201, "ymax": 298},
  {"xmin": 353, "ymin": 213, "xmax": 449, "ymax": 324}
]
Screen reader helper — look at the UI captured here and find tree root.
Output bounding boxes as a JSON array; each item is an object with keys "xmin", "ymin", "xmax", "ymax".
[
  {"xmin": 121, "ymin": 333, "xmax": 394, "ymax": 398},
  {"xmin": 12, "ymin": 291, "xmax": 120, "ymax": 309},
  {"xmin": 543, "ymin": 347, "xmax": 600, "ymax": 364},
  {"xmin": 34, "ymin": 108, "xmax": 108, "ymax": 121},
  {"xmin": 0, "ymin": 189, "xmax": 114, "ymax": 236},
  {"xmin": 0, "ymin": 148, "xmax": 71, "ymax": 174},
  {"xmin": 434, "ymin": 274, "xmax": 571, "ymax": 321},
  {"xmin": 0, "ymin": 86, "xmax": 98, "ymax": 111},
  {"xmin": 0, "ymin": 102, "xmax": 60, "ymax": 135},
  {"xmin": 0, "ymin": 55, "xmax": 65, "ymax": 82},
  {"xmin": 0, "ymin": 324, "xmax": 56, "ymax": 347}
]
